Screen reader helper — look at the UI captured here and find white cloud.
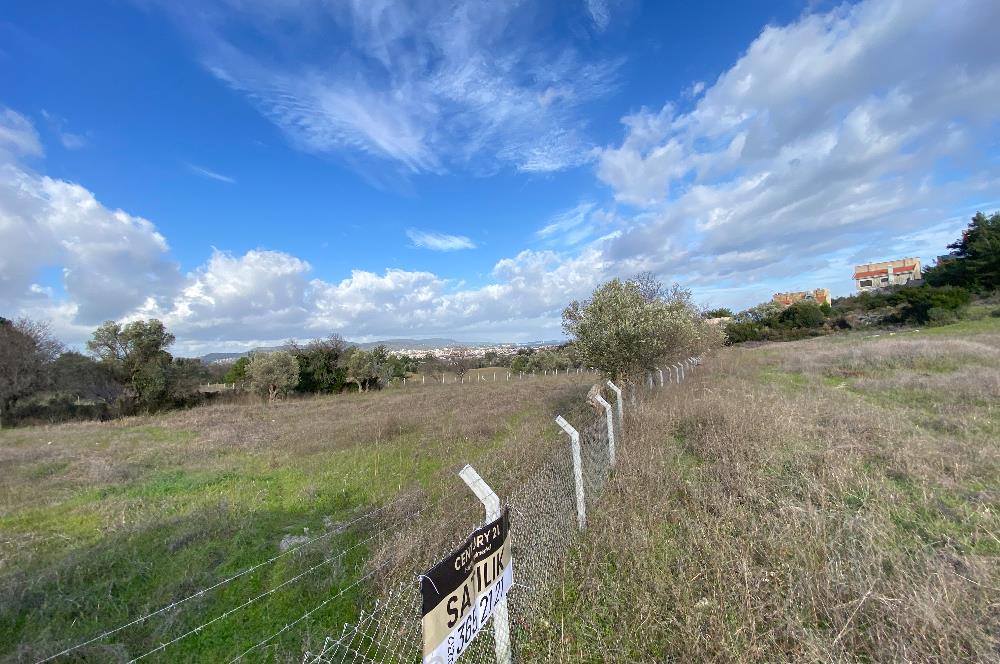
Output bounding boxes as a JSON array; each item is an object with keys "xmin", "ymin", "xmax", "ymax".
[
  {"xmin": 41, "ymin": 110, "xmax": 89, "ymax": 150},
  {"xmin": 189, "ymin": 164, "xmax": 236, "ymax": 184},
  {"xmin": 0, "ymin": 110, "xmax": 181, "ymax": 327},
  {"xmin": 7, "ymin": 0, "xmax": 1000, "ymax": 350},
  {"xmin": 161, "ymin": 0, "xmax": 617, "ymax": 176},
  {"xmin": 406, "ymin": 229, "xmax": 476, "ymax": 251},
  {"xmin": 585, "ymin": 0, "xmax": 611, "ymax": 31},
  {"xmin": 0, "ymin": 107, "xmax": 42, "ymax": 158},
  {"xmin": 594, "ymin": 0, "xmax": 1000, "ymax": 299}
]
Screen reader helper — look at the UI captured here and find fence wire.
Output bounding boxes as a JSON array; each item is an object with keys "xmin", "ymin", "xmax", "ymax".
[
  {"xmin": 303, "ymin": 395, "xmax": 628, "ymax": 664},
  {"xmin": 33, "ymin": 359, "xmax": 701, "ymax": 664}
]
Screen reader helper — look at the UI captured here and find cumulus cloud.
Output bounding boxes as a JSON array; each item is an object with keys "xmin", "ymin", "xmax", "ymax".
[
  {"xmin": 0, "ymin": 107, "xmax": 605, "ymax": 350},
  {"xmin": 406, "ymin": 229, "xmax": 476, "ymax": 251},
  {"xmin": 160, "ymin": 0, "xmax": 618, "ymax": 176},
  {"xmin": 0, "ymin": 110, "xmax": 182, "ymax": 327},
  {"xmin": 7, "ymin": 0, "xmax": 1000, "ymax": 350}
]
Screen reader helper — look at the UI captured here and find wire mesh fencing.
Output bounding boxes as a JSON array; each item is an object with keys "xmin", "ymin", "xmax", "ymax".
[
  {"xmin": 300, "ymin": 359, "xmax": 708, "ymax": 664},
  {"xmin": 30, "ymin": 358, "xmax": 701, "ymax": 664}
]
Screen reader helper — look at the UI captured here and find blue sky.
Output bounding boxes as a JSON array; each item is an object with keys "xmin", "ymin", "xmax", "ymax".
[{"xmin": 2, "ymin": 0, "xmax": 999, "ymax": 353}]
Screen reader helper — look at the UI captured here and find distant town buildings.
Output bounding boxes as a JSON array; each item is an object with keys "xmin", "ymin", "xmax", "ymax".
[
  {"xmin": 853, "ymin": 257, "xmax": 922, "ymax": 292},
  {"xmin": 772, "ymin": 288, "xmax": 831, "ymax": 307}
]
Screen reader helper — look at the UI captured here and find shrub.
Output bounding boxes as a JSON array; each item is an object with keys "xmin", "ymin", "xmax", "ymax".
[
  {"xmin": 778, "ymin": 301, "xmax": 826, "ymax": 329},
  {"xmin": 888, "ymin": 286, "xmax": 971, "ymax": 324}
]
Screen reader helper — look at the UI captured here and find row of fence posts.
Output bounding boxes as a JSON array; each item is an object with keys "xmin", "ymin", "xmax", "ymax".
[{"xmin": 452, "ymin": 355, "xmax": 702, "ymax": 664}]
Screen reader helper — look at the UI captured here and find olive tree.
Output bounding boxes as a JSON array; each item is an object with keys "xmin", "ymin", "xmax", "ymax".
[
  {"xmin": 246, "ymin": 351, "xmax": 299, "ymax": 403},
  {"xmin": 345, "ymin": 349, "xmax": 371, "ymax": 392},
  {"xmin": 562, "ymin": 276, "xmax": 722, "ymax": 382},
  {"xmin": 87, "ymin": 319, "xmax": 174, "ymax": 410}
]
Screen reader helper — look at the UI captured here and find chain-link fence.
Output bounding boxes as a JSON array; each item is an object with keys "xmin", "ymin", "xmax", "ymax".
[
  {"xmin": 301, "ymin": 357, "xmax": 701, "ymax": 664},
  {"xmin": 31, "ymin": 358, "xmax": 701, "ymax": 664}
]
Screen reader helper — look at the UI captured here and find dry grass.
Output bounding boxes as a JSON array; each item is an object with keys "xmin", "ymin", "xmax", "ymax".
[{"xmin": 523, "ymin": 329, "xmax": 1000, "ymax": 662}]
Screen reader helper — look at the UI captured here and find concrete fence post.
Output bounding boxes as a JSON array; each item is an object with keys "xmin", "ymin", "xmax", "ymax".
[
  {"xmin": 593, "ymin": 394, "xmax": 616, "ymax": 467},
  {"xmin": 555, "ymin": 416, "xmax": 586, "ymax": 531},
  {"xmin": 458, "ymin": 465, "xmax": 513, "ymax": 664},
  {"xmin": 606, "ymin": 380, "xmax": 624, "ymax": 442}
]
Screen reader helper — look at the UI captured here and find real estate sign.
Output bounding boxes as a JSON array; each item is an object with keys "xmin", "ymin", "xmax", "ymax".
[{"xmin": 420, "ymin": 509, "xmax": 512, "ymax": 664}]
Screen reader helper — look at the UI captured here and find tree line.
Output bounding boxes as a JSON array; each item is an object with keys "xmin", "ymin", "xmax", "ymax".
[{"xmin": 0, "ymin": 319, "xmax": 592, "ymax": 425}]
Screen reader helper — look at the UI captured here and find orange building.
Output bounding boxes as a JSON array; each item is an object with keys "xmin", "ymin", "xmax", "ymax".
[
  {"xmin": 772, "ymin": 288, "xmax": 831, "ymax": 307},
  {"xmin": 853, "ymin": 257, "xmax": 921, "ymax": 292}
]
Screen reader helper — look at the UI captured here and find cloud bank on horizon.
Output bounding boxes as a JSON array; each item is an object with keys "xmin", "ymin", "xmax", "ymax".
[{"xmin": 2, "ymin": 0, "xmax": 999, "ymax": 354}]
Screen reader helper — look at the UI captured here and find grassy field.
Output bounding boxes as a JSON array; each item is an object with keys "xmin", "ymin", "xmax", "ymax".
[
  {"xmin": 523, "ymin": 320, "xmax": 1000, "ymax": 661},
  {"xmin": 5, "ymin": 321, "xmax": 999, "ymax": 663},
  {"xmin": 0, "ymin": 372, "xmax": 595, "ymax": 662}
]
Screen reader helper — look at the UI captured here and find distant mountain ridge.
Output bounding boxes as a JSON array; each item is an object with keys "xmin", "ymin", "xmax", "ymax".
[{"xmin": 198, "ymin": 338, "xmax": 562, "ymax": 363}]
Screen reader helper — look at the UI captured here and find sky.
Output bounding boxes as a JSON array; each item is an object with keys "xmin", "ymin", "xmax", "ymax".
[{"xmin": 1, "ymin": 0, "xmax": 999, "ymax": 355}]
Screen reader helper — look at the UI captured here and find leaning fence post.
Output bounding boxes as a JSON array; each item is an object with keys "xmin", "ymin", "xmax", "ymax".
[
  {"xmin": 458, "ymin": 465, "xmax": 513, "ymax": 664},
  {"xmin": 592, "ymin": 394, "xmax": 616, "ymax": 467},
  {"xmin": 677, "ymin": 362, "xmax": 684, "ymax": 382},
  {"xmin": 555, "ymin": 416, "xmax": 586, "ymax": 531}
]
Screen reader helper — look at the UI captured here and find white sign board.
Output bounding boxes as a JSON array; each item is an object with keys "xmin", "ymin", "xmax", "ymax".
[{"xmin": 420, "ymin": 509, "xmax": 512, "ymax": 664}]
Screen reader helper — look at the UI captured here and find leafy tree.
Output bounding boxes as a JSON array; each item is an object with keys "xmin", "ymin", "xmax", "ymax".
[
  {"xmin": 778, "ymin": 301, "xmax": 826, "ymax": 329},
  {"xmin": 924, "ymin": 211, "xmax": 1000, "ymax": 292},
  {"xmin": 704, "ymin": 307, "xmax": 734, "ymax": 319},
  {"xmin": 345, "ymin": 349, "xmax": 371, "ymax": 392},
  {"xmin": 223, "ymin": 356, "xmax": 250, "ymax": 384},
  {"xmin": 563, "ymin": 276, "xmax": 722, "ymax": 381},
  {"xmin": 368, "ymin": 345, "xmax": 393, "ymax": 387},
  {"xmin": 292, "ymin": 336, "xmax": 348, "ymax": 393},
  {"xmin": 510, "ymin": 354, "xmax": 529, "ymax": 374},
  {"xmin": 87, "ymin": 319, "xmax": 175, "ymax": 410},
  {"xmin": 247, "ymin": 351, "xmax": 299, "ymax": 403},
  {"xmin": 0, "ymin": 318, "xmax": 62, "ymax": 427}
]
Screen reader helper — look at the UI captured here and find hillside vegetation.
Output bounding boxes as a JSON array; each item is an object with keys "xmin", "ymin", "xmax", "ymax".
[{"xmin": 524, "ymin": 319, "xmax": 1000, "ymax": 661}]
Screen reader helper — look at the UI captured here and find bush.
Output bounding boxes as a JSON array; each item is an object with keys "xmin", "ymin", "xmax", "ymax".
[
  {"xmin": 778, "ymin": 301, "xmax": 826, "ymax": 329},
  {"xmin": 888, "ymin": 286, "xmax": 971, "ymax": 324},
  {"xmin": 724, "ymin": 322, "xmax": 764, "ymax": 344},
  {"xmin": 991, "ymin": 308, "xmax": 1000, "ymax": 318}
]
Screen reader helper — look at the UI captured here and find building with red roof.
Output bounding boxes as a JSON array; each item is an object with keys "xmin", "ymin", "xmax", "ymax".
[{"xmin": 853, "ymin": 257, "xmax": 922, "ymax": 292}]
